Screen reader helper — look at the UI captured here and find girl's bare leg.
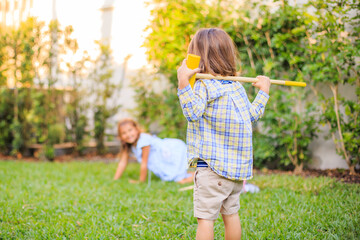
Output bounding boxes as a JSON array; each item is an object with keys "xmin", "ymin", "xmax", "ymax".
[{"xmin": 177, "ymin": 171, "xmax": 195, "ymax": 184}]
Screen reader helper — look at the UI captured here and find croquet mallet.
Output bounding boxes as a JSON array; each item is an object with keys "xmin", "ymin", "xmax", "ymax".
[{"xmin": 186, "ymin": 54, "xmax": 307, "ymax": 89}]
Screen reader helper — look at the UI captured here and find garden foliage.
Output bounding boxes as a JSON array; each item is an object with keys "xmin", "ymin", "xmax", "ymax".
[
  {"xmin": 0, "ymin": 1, "xmax": 358, "ymax": 173},
  {"xmin": 90, "ymin": 42, "xmax": 121, "ymax": 155},
  {"xmin": 134, "ymin": 0, "xmax": 359, "ymax": 172},
  {"xmin": 0, "ymin": 18, "xmax": 118, "ymax": 158}
]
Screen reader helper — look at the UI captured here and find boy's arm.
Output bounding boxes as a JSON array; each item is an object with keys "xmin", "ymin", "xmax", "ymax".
[
  {"xmin": 177, "ymin": 59, "xmax": 207, "ymax": 122},
  {"xmin": 248, "ymin": 90, "xmax": 269, "ymax": 122},
  {"xmin": 249, "ymin": 76, "xmax": 271, "ymax": 122},
  {"xmin": 177, "ymin": 81, "xmax": 207, "ymax": 122}
]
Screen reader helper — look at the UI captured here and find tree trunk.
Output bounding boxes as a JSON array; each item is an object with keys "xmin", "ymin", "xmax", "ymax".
[
  {"xmin": 238, "ymin": 33, "xmax": 255, "ymax": 70},
  {"xmin": 294, "ymin": 162, "xmax": 303, "ymax": 175},
  {"xmin": 329, "ymin": 84, "xmax": 352, "ymax": 172},
  {"xmin": 265, "ymin": 31, "xmax": 275, "ymax": 60},
  {"xmin": 349, "ymin": 165, "xmax": 355, "ymax": 175},
  {"xmin": 310, "ymin": 85, "xmax": 340, "ymax": 153}
]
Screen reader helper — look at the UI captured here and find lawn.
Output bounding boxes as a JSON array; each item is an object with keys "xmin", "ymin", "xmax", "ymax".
[{"xmin": 0, "ymin": 161, "xmax": 359, "ymax": 239}]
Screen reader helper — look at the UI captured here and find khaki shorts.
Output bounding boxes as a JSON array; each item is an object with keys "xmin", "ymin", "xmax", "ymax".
[{"xmin": 193, "ymin": 167, "xmax": 243, "ymax": 220}]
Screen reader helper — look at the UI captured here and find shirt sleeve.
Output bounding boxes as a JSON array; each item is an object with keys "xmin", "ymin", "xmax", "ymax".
[
  {"xmin": 136, "ymin": 133, "xmax": 152, "ymax": 149},
  {"xmin": 248, "ymin": 90, "xmax": 269, "ymax": 122},
  {"xmin": 177, "ymin": 81, "xmax": 208, "ymax": 122}
]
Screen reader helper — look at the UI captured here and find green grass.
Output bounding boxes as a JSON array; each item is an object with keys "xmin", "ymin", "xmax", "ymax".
[{"xmin": 0, "ymin": 161, "xmax": 359, "ymax": 239}]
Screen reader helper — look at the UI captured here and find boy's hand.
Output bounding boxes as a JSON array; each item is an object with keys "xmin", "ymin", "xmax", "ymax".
[
  {"xmin": 253, "ymin": 75, "xmax": 271, "ymax": 95},
  {"xmin": 177, "ymin": 59, "xmax": 200, "ymax": 90}
]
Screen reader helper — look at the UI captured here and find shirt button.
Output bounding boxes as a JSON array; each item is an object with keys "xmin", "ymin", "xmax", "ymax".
[{"xmin": 218, "ymin": 181, "xmax": 222, "ymax": 186}]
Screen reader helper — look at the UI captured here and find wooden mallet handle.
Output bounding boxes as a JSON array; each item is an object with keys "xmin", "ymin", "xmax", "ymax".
[{"xmin": 187, "ymin": 54, "xmax": 306, "ymax": 88}]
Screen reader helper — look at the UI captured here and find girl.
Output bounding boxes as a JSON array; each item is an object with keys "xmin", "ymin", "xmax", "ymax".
[{"xmin": 113, "ymin": 118, "xmax": 194, "ymax": 184}]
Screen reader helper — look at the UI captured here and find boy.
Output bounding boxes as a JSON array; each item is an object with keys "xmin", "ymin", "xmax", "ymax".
[{"xmin": 177, "ymin": 28, "xmax": 270, "ymax": 240}]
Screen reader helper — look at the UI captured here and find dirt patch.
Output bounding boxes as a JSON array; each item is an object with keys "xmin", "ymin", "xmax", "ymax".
[
  {"xmin": 255, "ymin": 168, "xmax": 360, "ymax": 184},
  {"xmin": 0, "ymin": 153, "xmax": 129, "ymax": 164}
]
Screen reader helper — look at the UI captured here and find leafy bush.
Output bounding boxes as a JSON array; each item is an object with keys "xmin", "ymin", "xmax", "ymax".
[
  {"xmin": 133, "ymin": 0, "xmax": 237, "ymax": 140},
  {"xmin": 0, "ymin": 89, "xmax": 13, "ymax": 154},
  {"xmin": 48, "ymin": 123, "xmax": 66, "ymax": 145},
  {"xmin": 130, "ymin": 70, "xmax": 187, "ymax": 139},
  {"xmin": 303, "ymin": 0, "xmax": 359, "ymax": 173},
  {"xmin": 10, "ymin": 120, "xmax": 23, "ymax": 157},
  {"xmin": 261, "ymin": 88, "xmax": 318, "ymax": 173},
  {"xmin": 90, "ymin": 42, "xmax": 120, "ymax": 155},
  {"xmin": 0, "ymin": 17, "xmax": 123, "ymax": 158},
  {"xmin": 139, "ymin": 0, "xmax": 322, "ymax": 172},
  {"xmin": 253, "ymin": 131, "xmax": 277, "ymax": 169},
  {"xmin": 44, "ymin": 144, "xmax": 55, "ymax": 161}
]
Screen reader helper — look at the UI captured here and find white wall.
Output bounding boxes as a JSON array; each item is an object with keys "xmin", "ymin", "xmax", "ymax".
[
  {"xmin": 309, "ymin": 127, "xmax": 349, "ymax": 169},
  {"xmin": 308, "ymin": 84, "xmax": 356, "ymax": 170}
]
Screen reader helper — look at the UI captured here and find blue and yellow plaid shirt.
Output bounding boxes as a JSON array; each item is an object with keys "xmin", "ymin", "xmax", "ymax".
[{"xmin": 177, "ymin": 79, "xmax": 269, "ymax": 181}]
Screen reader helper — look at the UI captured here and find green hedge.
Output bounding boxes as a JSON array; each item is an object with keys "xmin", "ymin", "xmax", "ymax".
[{"xmin": 133, "ymin": 0, "xmax": 359, "ymax": 173}]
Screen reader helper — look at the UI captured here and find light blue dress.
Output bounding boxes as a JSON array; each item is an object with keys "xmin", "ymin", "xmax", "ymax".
[{"xmin": 131, "ymin": 133, "xmax": 191, "ymax": 182}]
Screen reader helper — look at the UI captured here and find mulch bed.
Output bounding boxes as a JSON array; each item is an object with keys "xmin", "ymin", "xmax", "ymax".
[
  {"xmin": 0, "ymin": 153, "xmax": 119, "ymax": 163},
  {"xmin": 255, "ymin": 168, "xmax": 360, "ymax": 184}
]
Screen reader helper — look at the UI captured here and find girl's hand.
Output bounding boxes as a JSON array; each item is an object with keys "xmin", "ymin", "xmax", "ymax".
[
  {"xmin": 177, "ymin": 59, "xmax": 200, "ymax": 90},
  {"xmin": 252, "ymin": 75, "xmax": 271, "ymax": 95},
  {"xmin": 129, "ymin": 179, "xmax": 140, "ymax": 184}
]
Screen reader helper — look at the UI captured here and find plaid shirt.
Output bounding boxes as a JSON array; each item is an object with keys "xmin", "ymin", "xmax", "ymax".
[{"xmin": 177, "ymin": 79, "xmax": 269, "ymax": 181}]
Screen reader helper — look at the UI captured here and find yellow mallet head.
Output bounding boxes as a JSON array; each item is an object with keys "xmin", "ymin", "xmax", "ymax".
[{"xmin": 186, "ymin": 54, "xmax": 201, "ymax": 89}]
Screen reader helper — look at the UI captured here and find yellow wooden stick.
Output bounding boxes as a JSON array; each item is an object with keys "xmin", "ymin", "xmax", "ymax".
[
  {"xmin": 187, "ymin": 54, "xmax": 306, "ymax": 88},
  {"xmin": 196, "ymin": 73, "xmax": 307, "ymax": 87}
]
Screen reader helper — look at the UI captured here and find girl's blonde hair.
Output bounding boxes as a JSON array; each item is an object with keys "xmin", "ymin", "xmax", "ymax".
[
  {"xmin": 117, "ymin": 118, "xmax": 143, "ymax": 155},
  {"xmin": 188, "ymin": 28, "xmax": 237, "ymax": 76}
]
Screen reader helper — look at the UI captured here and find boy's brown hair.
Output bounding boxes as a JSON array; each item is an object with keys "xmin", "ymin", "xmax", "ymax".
[{"xmin": 188, "ymin": 28, "xmax": 237, "ymax": 76}]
